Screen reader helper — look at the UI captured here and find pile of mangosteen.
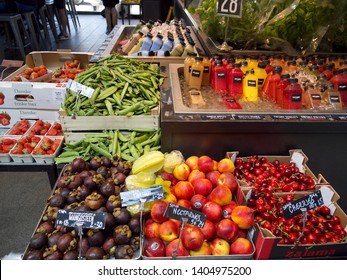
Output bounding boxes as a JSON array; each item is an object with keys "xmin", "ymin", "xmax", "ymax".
[{"xmin": 23, "ymin": 156, "xmax": 141, "ymax": 260}]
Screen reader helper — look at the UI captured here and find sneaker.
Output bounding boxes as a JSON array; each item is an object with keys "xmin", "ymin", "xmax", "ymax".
[{"xmin": 58, "ymin": 34, "xmax": 69, "ymax": 40}]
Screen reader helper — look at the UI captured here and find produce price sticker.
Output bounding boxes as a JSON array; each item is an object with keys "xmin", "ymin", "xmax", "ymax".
[{"xmin": 216, "ymin": 0, "xmax": 243, "ymax": 18}]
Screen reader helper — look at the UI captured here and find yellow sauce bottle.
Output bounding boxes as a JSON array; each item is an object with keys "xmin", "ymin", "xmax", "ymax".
[
  {"xmin": 201, "ymin": 55, "xmax": 211, "ymax": 86},
  {"xmin": 188, "ymin": 56, "xmax": 204, "ymax": 89},
  {"xmin": 184, "ymin": 52, "xmax": 197, "ymax": 84},
  {"xmin": 243, "ymin": 69, "xmax": 258, "ymax": 102}
]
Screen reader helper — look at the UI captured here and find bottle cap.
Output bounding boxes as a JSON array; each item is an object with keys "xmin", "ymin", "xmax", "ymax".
[
  {"xmin": 257, "ymin": 61, "xmax": 267, "ymax": 69},
  {"xmin": 272, "ymin": 65, "xmax": 282, "ymax": 73},
  {"xmin": 195, "ymin": 56, "xmax": 203, "ymax": 62},
  {"xmin": 288, "ymin": 78, "xmax": 298, "ymax": 83}
]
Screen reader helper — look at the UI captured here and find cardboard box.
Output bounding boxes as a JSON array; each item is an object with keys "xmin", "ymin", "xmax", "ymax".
[
  {"xmin": 0, "ymin": 51, "xmax": 93, "ymax": 110},
  {"xmin": 0, "ymin": 109, "xmax": 60, "ymax": 128},
  {"xmin": 240, "ymin": 187, "xmax": 347, "ymax": 259}
]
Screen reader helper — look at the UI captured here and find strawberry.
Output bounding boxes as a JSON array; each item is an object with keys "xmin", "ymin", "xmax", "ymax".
[
  {"xmin": 41, "ymin": 142, "xmax": 51, "ymax": 151},
  {"xmin": 1, "ymin": 117, "xmax": 10, "ymax": 126}
]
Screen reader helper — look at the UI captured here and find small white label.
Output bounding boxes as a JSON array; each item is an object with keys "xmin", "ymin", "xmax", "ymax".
[
  {"xmin": 290, "ymin": 151, "xmax": 305, "ymax": 173},
  {"xmin": 53, "ymin": 89, "xmax": 65, "ymax": 103},
  {"xmin": 66, "ymin": 79, "xmax": 94, "ymax": 98}
]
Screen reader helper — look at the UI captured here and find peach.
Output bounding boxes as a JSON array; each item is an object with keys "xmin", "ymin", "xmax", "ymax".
[
  {"xmin": 162, "ymin": 193, "xmax": 177, "ymax": 204},
  {"xmin": 205, "ymin": 170, "xmax": 221, "ymax": 188},
  {"xmin": 143, "ymin": 238, "xmax": 166, "ymax": 257},
  {"xmin": 216, "ymin": 218, "xmax": 239, "ymax": 243},
  {"xmin": 210, "ymin": 237, "xmax": 230, "ymax": 256},
  {"xmin": 222, "ymin": 201, "xmax": 237, "ymax": 219},
  {"xmin": 189, "ymin": 240, "xmax": 211, "ymax": 256},
  {"xmin": 173, "ymin": 163, "xmax": 190, "ymax": 181},
  {"xmin": 144, "ymin": 218, "xmax": 161, "ymax": 239},
  {"xmin": 201, "ymin": 219, "xmax": 216, "ymax": 240},
  {"xmin": 150, "ymin": 200, "xmax": 169, "ymax": 223},
  {"xmin": 193, "ymin": 178, "xmax": 213, "ymax": 197},
  {"xmin": 160, "ymin": 171, "xmax": 178, "ymax": 186},
  {"xmin": 173, "ymin": 181, "xmax": 195, "ymax": 200},
  {"xmin": 181, "ymin": 226, "xmax": 205, "ymax": 250},
  {"xmin": 212, "ymin": 160, "xmax": 218, "ymax": 171},
  {"xmin": 229, "ymin": 237, "xmax": 254, "ymax": 255},
  {"xmin": 218, "ymin": 172, "xmax": 238, "ymax": 193},
  {"xmin": 231, "ymin": 205, "xmax": 255, "ymax": 230},
  {"xmin": 165, "ymin": 239, "xmax": 189, "ymax": 257},
  {"xmin": 197, "ymin": 155, "xmax": 214, "ymax": 173},
  {"xmin": 177, "ymin": 199, "xmax": 191, "ymax": 209},
  {"xmin": 217, "ymin": 158, "xmax": 235, "ymax": 173},
  {"xmin": 188, "ymin": 169, "xmax": 206, "ymax": 185},
  {"xmin": 185, "ymin": 155, "xmax": 199, "ymax": 171},
  {"xmin": 209, "ymin": 184, "xmax": 232, "ymax": 206},
  {"xmin": 159, "ymin": 220, "xmax": 179, "ymax": 242},
  {"xmin": 190, "ymin": 194, "xmax": 208, "ymax": 211},
  {"xmin": 202, "ymin": 201, "xmax": 223, "ymax": 223}
]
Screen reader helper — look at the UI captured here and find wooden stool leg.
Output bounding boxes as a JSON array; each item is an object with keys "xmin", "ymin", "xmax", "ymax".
[
  {"xmin": 39, "ymin": 7, "xmax": 52, "ymax": 48},
  {"xmin": 8, "ymin": 19, "xmax": 26, "ymax": 61},
  {"xmin": 22, "ymin": 12, "xmax": 40, "ymax": 50}
]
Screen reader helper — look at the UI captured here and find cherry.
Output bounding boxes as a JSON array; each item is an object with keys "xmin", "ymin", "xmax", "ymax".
[
  {"xmin": 330, "ymin": 215, "xmax": 340, "ymax": 225},
  {"xmin": 318, "ymin": 205, "xmax": 331, "ymax": 216},
  {"xmin": 272, "ymin": 160, "xmax": 280, "ymax": 167},
  {"xmin": 307, "ymin": 233, "xmax": 318, "ymax": 244}
]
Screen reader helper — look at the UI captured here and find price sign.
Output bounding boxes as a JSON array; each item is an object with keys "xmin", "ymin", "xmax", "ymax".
[
  {"xmin": 120, "ymin": 185, "xmax": 164, "ymax": 207},
  {"xmin": 216, "ymin": 0, "xmax": 243, "ymax": 18},
  {"xmin": 55, "ymin": 209, "xmax": 106, "ymax": 229},
  {"xmin": 164, "ymin": 203, "xmax": 207, "ymax": 228},
  {"xmin": 282, "ymin": 190, "xmax": 324, "ymax": 220},
  {"xmin": 66, "ymin": 79, "xmax": 95, "ymax": 98}
]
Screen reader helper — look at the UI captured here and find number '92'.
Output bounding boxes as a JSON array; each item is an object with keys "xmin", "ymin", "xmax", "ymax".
[{"xmin": 192, "ymin": 266, "xmax": 251, "ymax": 275}]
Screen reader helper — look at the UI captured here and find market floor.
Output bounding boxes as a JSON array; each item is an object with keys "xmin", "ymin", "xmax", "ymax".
[{"xmin": 0, "ymin": 13, "xmax": 140, "ymax": 259}]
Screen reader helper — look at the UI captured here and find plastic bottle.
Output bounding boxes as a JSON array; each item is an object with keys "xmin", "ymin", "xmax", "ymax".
[
  {"xmin": 282, "ymin": 78, "xmax": 302, "ymax": 110},
  {"xmin": 303, "ymin": 85, "xmax": 323, "ymax": 109},
  {"xmin": 242, "ymin": 69, "xmax": 258, "ymax": 102},
  {"xmin": 276, "ymin": 73, "xmax": 290, "ymax": 108},
  {"xmin": 240, "ymin": 61, "xmax": 249, "ymax": 75},
  {"xmin": 210, "ymin": 55, "xmax": 221, "ymax": 87},
  {"xmin": 128, "ymin": 37, "xmax": 144, "ymax": 55},
  {"xmin": 121, "ymin": 30, "xmax": 144, "ymax": 54},
  {"xmin": 140, "ymin": 33, "xmax": 153, "ymax": 52},
  {"xmin": 188, "ymin": 56, "xmax": 204, "ymax": 90},
  {"xmin": 322, "ymin": 63, "xmax": 334, "ymax": 80},
  {"xmin": 253, "ymin": 61, "xmax": 268, "ymax": 94},
  {"xmin": 182, "ymin": 41, "xmax": 195, "ymax": 57},
  {"xmin": 201, "ymin": 55, "xmax": 211, "ymax": 86},
  {"xmin": 160, "ymin": 35, "xmax": 174, "ymax": 52},
  {"xmin": 184, "ymin": 52, "xmax": 197, "ymax": 84},
  {"xmin": 227, "ymin": 62, "xmax": 243, "ymax": 99},
  {"xmin": 262, "ymin": 66, "xmax": 282, "ymax": 102},
  {"xmin": 330, "ymin": 68, "xmax": 347, "ymax": 106},
  {"xmin": 285, "ymin": 60, "xmax": 298, "ymax": 76},
  {"xmin": 265, "ymin": 59, "xmax": 274, "ymax": 74},
  {"xmin": 154, "ymin": 50, "xmax": 170, "ymax": 57},
  {"xmin": 150, "ymin": 33, "xmax": 163, "ymax": 51},
  {"xmin": 170, "ymin": 40, "xmax": 185, "ymax": 56},
  {"xmin": 271, "ymin": 54, "xmax": 285, "ymax": 69},
  {"xmin": 247, "ymin": 56, "xmax": 258, "ymax": 70},
  {"xmin": 214, "ymin": 60, "xmax": 228, "ymax": 94},
  {"xmin": 323, "ymin": 84, "xmax": 343, "ymax": 110}
]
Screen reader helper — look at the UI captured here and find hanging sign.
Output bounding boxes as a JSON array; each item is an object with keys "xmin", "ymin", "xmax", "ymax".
[
  {"xmin": 216, "ymin": 0, "xmax": 243, "ymax": 18},
  {"xmin": 55, "ymin": 209, "xmax": 106, "ymax": 229}
]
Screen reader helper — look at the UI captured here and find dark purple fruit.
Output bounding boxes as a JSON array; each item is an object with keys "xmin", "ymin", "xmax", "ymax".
[
  {"xmin": 36, "ymin": 221, "xmax": 54, "ymax": 234},
  {"xmin": 44, "ymin": 247, "xmax": 63, "ymax": 260},
  {"xmin": 102, "ymin": 236, "xmax": 116, "ymax": 256},
  {"xmin": 113, "ymin": 225, "xmax": 132, "ymax": 245},
  {"xmin": 99, "ymin": 181, "xmax": 115, "ymax": 198},
  {"xmin": 106, "ymin": 195, "xmax": 121, "ymax": 212},
  {"xmin": 128, "ymin": 217, "xmax": 141, "ymax": 234},
  {"xmin": 76, "ymin": 202, "xmax": 91, "ymax": 211},
  {"xmin": 113, "ymin": 172, "xmax": 127, "ymax": 185},
  {"xmin": 76, "ymin": 186, "xmax": 92, "ymax": 201},
  {"xmin": 48, "ymin": 194, "xmax": 65, "ymax": 208},
  {"xmin": 104, "ymin": 213, "xmax": 116, "ymax": 232},
  {"xmin": 56, "ymin": 175, "xmax": 71, "ymax": 189},
  {"xmin": 68, "ymin": 174, "xmax": 83, "ymax": 190},
  {"xmin": 83, "ymin": 176, "xmax": 97, "ymax": 190},
  {"xmin": 63, "ymin": 164, "xmax": 74, "ymax": 176},
  {"xmin": 85, "ymin": 247, "xmax": 106, "ymax": 260},
  {"xmin": 24, "ymin": 250, "xmax": 43, "ymax": 260},
  {"xmin": 57, "ymin": 233, "xmax": 77, "ymax": 253},
  {"xmin": 63, "ymin": 250, "xmax": 79, "ymax": 260},
  {"xmin": 60, "ymin": 187, "xmax": 70, "ymax": 198},
  {"xmin": 130, "ymin": 235, "xmax": 140, "ymax": 251},
  {"xmin": 114, "ymin": 245, "xmax": 134, "ymax": 259},
  {"xmin": 89, "ymin": 157, "xmax": 102, "ymax": 171},
  {"xmin": 87, "ymin": 229, "xmax": 104, "ymax": 247},
  {"xmin": 101, "ymin": 157, "xmax": 112, "ymax": 168},
  {"xmin": 71, "ymin": 158, "xmax": 87, "ymax": 173},
  {"xmin": 29, "ymin": 232, "xmax": 48, "ymax": 250},
  {"xmin": 48, "ymin": 230, "xmax": 63, "ymax": 247},
  {"xmin": 113, "ymin": 208, "xmax": 131, "ymax": 225},
  {"xmin": 96, "ymin": 166, "xmax": 110, "ymax": 178},
  {"xmin": 77, "ymin": 237, "xmax": 90, "ymax": 257}
]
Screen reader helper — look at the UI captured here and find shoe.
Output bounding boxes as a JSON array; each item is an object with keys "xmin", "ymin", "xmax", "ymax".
[
  {"xmin": 106, "ymin": 31, "xmax": 111, "ymax": 35},
  {"xmin": 58, "ymin": 34, "xmax": 69, "ymax": 40}
]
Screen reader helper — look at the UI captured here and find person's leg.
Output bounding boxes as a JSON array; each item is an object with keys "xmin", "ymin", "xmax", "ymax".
[
  {"xmin": 111, "ymin": 7, "xmax": 118, "ymax": 29},
  {"xmin": 54, "ymin": 0, "xmax": 68, "ymax": 39},
  {"xmin": 105, "ymin": 7, "xmax": 112, "ymax": 34}
]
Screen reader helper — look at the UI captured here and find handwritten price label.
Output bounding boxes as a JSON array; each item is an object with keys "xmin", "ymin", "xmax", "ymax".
[
  {"xmin": 55, "ymin": 209, "xmax": 106, "ymax": 229},
  {"xmin": 164, "ymin": 203, "xmax": 207, "ymax": 228}
]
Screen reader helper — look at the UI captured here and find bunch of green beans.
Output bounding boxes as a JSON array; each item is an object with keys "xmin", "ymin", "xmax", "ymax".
[{"xmin": 63, "ymin": 54, "xmax": 165, "ymax": 117}]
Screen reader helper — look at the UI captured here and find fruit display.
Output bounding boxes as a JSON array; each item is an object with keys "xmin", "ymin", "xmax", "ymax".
[
  {"xmin": 11, "ymin": 65, "xmax": 49, "ymax": 81},
  {"xmin": 52, "ymin": 69, "xmax": 86, "ymax": 83},
  {"xmin": 62, "ymin": 54, "xmax": 164, "ymax": 117},
  {"xmin": 32, "ymin": 137, "xmax": 63, "ymax": 156},
  {"xmin": 0, "ymin": 137, "xmax": 17, "ymax": 155},
  {"xmin": 6, "ymin": 119, "xmax": 32, "ymax": 135},
  {"xmin": 10, "ymin": 135, "xmax": 41, "ymax": 155},
  {"xmin": 23, "ymin": 156, "xmax": 140, "ymax": 260},
  {"xmin": 140, "ymin": 153, "xmax": 255, "ymax": 258}
]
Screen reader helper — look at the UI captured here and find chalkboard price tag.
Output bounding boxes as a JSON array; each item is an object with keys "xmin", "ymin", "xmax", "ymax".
[
  {"xmin": 164, "ymin": 203, "xmax": 207, "ymax": 228},
  {"xmin": 120, "ymin": 185, "xmax": 164, "ymax": 207},
  {"xmin": 216, "ymin": 0, "xmax": 243, "ymax": 18},
  {"xmin": 282, "ymin": 190, "xmax": 324, "ymax": 220},
  {"xmin": 55, "ymin": 209, "xmax": 106, "ymax": 229}
]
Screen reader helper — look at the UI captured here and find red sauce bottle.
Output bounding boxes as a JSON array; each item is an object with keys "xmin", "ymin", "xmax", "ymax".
[
  {"xmin": 227, "ymin": 62, "xmax": 243, "ymax": 99},
  {"xmin": 283, "ymin": 78, "xmax": 302, "ymax": 110}
]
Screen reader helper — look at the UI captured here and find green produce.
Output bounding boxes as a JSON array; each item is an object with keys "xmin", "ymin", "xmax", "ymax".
[
  {"xmin": 54, "ymin": 129, "xmax": 161, "ymax": 164},
  {"xmin": 63, "ymin": 54, "xmax": 165, "ymax": 117}
]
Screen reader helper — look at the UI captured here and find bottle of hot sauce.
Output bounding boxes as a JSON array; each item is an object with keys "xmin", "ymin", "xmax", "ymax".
[
  {"xmin": 188, "ymin": 56, "xmax": 204, "ymax": 90},
  {"xmin": 227, "ymin": 63, "xmax": 243, "ymax": 99},
  {"xmin": 262, "ymin": 66, "xmax": 282, "ymax": 102},
  {"xmin": 282, "ymin": 78, "xmax": 303, "ymax": 110},
  {"xmin": 242, "ymin": 69, "xmax": 258, "ymax": 102},
  {"xmin": 214, "ymin": 60, "xmax": 228, "ymax": 94}
]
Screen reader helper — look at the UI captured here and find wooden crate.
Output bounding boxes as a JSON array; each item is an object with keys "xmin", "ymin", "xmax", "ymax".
[{"xmin": 59, "ymin": 108, "xmax": 160, "ymax": 144}]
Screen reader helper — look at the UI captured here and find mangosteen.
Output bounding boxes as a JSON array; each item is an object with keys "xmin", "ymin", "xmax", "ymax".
[
  {"xmin": 71, "ymin": 158, "xmax": 87, "ymax": 173},
  {"xmin": 48, "ymin": 194, "xmax": 65, "ymax": 208},
  {"xmin": 78, "ymin": 170, "xmax": 91, "ymax": 180},
  {"xmin": 68, "ymin": 174, "xmax": 83, "ymax": 190},
  {"xmin": 29, "ymin": 232, "xmax": 48, "ymax": 250},
  {"xmin": 85, "ymin": 247, "xmax": 106, "ymax": 260},
  {"xmin": 36, "ymin": 221, "xmax": 54, "ymax": 234},
  {"xmin": 63, "ymin": 250, "xmax": 79, "ymax": 260},
  {"xmin": 113, "ymin": 208, "xmax": 131, "ymax": 225},
  {"xmin": 57, "ymin": 233, "xmax": 77, "ymax": 253},
  {"xmin": 77, "ymin": 237, "xmax": 90, "ymax": 257},
  {"xmin": 89, "ymin": 157, "xmax": 103, "ymax": 171},
  {"xmin": 99, "ymin": 180, "xmax": 115, "ymax": 197},
  {"xmin": 76, "ymin": 201, "xmax": 91, "ymax": 211},
  {"xmin": 113, "ymin": 225, "xmax": 132, "ymax": 245},
  {"xmin": 87, "ymin": 229, "xmax": 104, "ymax": 247},
  {"xmin": 83, "ymin": 176, "xmax": 97, "ymax": 190},
  {"xmin": 101, "ymin": 157, "xmax": 112, "ymax": 168},
  {"xmin": 76, "ymin": 186, "xmax": 92, "ymax": 201},
  {"xmin": 102, "ymin": 235, "xmax": 117, "ymax": 256},
  {"xmin": 85, "ymin": 192, "xmax": 104, "ymax": 210},
  {"xmin": 56, "ymin": 175, "xmax": 71, "ymax": 189},
  {"xmin": 43, "ymin": 245, "xmax": 63, "ymax": 260},
  {"xmin": 114, "ymin": 245, "xmax": 134, "ymax": 259},
  {"xmin": 130, "ymin": 235, "xmax": 140, "ymax": 251},
  {"xmin": 104, "ymin": 213, "xmax": 116, "ymax": 232},
  {"xmin": 113, "ymin": 172, "xmax": 127, "ymax": 185},
  {"xmin": 128, "ymin": 217, "xmax": 141, "ymax": 234},
  {"xmin": 65, "ymin": 202, "xmax": 79, "ymax": 210},
  {"xmin": 106, "ymin": 195, "xmax": 121, "ymax": 212},
  {"xmin": 66, "ymin": 190, "xmax": 79, "ymax": 204},
  {"xmin": 96, "ymin": 166, "xmax": 110, "ymax": 178},
  {"xmin": 59, "ymin": 187, "xmax": 70, "ymax": 199},
  {"xmin": 63, "ymin": 164, "xmax": 74, "ymax": 176},
  {"xmin": 24, "ymin": 250, "xmax": 43, "ymax": 260},
  {"xmin": 48, "ymin": 230, "xmax": 63, "ymax": 247},
  {"xmin": 42, "ymin": 206, "xmax": 59, "ymax": 222}
]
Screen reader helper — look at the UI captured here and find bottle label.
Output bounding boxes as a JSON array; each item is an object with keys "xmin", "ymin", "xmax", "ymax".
[
  {"xmin": 311, "ymin": 94, "xmax": 321, "ymax": 100},
  {"xmin": 189, "ymin": 66, "xmax": 192, "ymax": 73},
  {"xmin": 291, "ymin": 94, "xmax": 302, "ymax": 102},
  {"xmin": 191, "ymin": 70, "xmax": 201, "ymax": 78},
  {"xmin": 217, "ymin": 72, "xmax": 226, "ymax": 79},
  {"xmin": 338, "ymin": 84, "xmax": 347, "ymax": 91},
  {"xmin": 258, "ymin": 78, "xmax": 264, "ymax": 86},
  {"xmin": 204, "ymin": 66, "xmax": 210, "ymax": 73},
  {"xmin": 233, "ymin": 76, "xmax": 242, "ymax": 83},
  {"xmin": 247, "ymin": 80, "xmax": 256, "ymax": 87},
  {"xmin": 330, "ymin": 95, "xmax": 340, "ymax": 103}
]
